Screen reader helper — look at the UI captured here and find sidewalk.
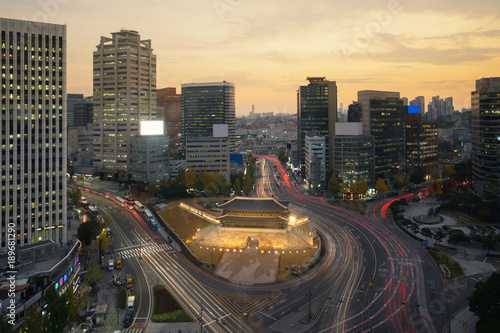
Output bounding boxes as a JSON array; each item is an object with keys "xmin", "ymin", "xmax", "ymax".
[{"xmin": 445, "ymin": 306, "xmax": 479, "ymax": 333}]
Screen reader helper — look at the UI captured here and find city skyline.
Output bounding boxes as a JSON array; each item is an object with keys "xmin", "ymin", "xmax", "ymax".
[{"xmin": 2, "ymin": 0, "xmax": 500, "ymax": 115}]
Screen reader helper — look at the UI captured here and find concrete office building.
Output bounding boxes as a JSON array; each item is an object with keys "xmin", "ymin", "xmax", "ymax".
[
  {"xmin": 92, "ymin": 30, "xmax": 157, "ymax": 178},
  {"xmin": 471, "ymin": 77, "xmax": 500, "ymax": 198},
  {"xmin": 157, "ymin": 87, "xmax": 181, "ymax": 151},
  {"xmin": 185, "ymin": 137, "xmax": 230, "ymax": 183},
  {"xmin": 297, "ymin": 77, "xmax": 337, "ymax": 173},
  {"xmin": 181, "ymin": 82, "xmax": 235, "ymax": 154},
  {"xmin": 333, "ymin": 123, "xmax": 375, "ymax": 186},
  {"xmin": 0, "ymin": 18, "xmax": 67, "ymax": 249},
  {"xmin": 358, "ymin": 90, "xmax": 405, "ymax": 179},
  {"xmin": 304, "ymin": 131, "xmax": 326, "ymax": 192},
  {"xmin": 131, "ymin": 121, "xmax": 169, "ymax": 184}
]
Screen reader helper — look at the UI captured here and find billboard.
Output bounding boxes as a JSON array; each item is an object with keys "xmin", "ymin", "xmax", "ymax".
[
  {"xmin": 140, "ymin": 121, "xmax": 164, "ymax": 135},
  {"xmin": 213, "ymin": 124, "xmax": 229, "ymax": 138},
  {"xmin": 408, "ymin": 106, "xmax": 419, "ymax": 114}
]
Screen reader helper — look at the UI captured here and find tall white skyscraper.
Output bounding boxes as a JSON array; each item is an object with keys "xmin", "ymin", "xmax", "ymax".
[
  {"xmin": 1, "ymin": 18, "xmax": 67, "ymax": 249},
  {"xmin": 92, "ymin": 30, "xmax": 157, "ymax": 178},
  {"xmin": 410, "ymin": 96, "xmax": 425, "ymax": 116}
]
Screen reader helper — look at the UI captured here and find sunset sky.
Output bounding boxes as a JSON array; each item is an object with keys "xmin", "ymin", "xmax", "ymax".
[{"xmin": 3, "ymin": 0, "xmax": 500, "ymax": 115}]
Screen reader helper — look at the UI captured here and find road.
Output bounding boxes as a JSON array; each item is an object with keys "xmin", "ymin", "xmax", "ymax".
[{"xmin": 80, "ymin": 155, "xmax": 470, "ymax": 333}]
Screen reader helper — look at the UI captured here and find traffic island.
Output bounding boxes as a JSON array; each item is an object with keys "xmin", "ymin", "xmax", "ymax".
[{"xmin": 151, "ymin": 285, "xmax": 194, "ymax": 323}]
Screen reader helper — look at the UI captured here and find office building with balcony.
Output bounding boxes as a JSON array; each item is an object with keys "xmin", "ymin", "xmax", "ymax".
[{"xmin": 92, "ymin": 29, "xmax": 157, "ymax": 179}]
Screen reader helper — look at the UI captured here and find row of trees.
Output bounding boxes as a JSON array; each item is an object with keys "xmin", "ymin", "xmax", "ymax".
[
  {"xmin": 158, "ymin": 153, "xmax": 258, "ymax": 199},
  {"xmin": 327, "ymin": 174, "xmax": 368, "ymax": 199}
]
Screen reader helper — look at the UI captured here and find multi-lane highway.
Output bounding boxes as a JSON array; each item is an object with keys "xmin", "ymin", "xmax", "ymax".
[{"xmin": 81, "ymin": 154, "xmax": 458, "ymax": 332}]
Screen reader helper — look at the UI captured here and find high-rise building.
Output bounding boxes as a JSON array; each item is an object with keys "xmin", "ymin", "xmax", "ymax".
[
  {"xmin": 304, "ymin": 131, "xmax": 326, "ymax": 191},
  {"xmin": 445, "ymin": 97, "xmax": 454, "ymax": 116},
  {"xmin": 92, "ymin": 30, "xmax": 157, "ymax": 178},
  {"xmin": 68, "ymin": 94, "xmax": 92, "ymax": 127},
  {"xmin": 348, "ymin": 102, "xmax": 361, "ymax": 122},
  {"xmin": 410, "ymin": 96, "xmax": 425, "ymax": 116},
  {"xmin": 157, "ymin": 87, "xmax": 181, "ymax": 151},
  {"xmin": 1, "ymin": 18, "xmax": 67, "ymax": 249},
  {"xmin": 358, "ymin": 90, "xmax": 405, "ymax": 179},
  {"xmin": 471, "ymin": 77, "xmax": 500, "ymax": 198},
  {"xmin": 181, "ymin": 82, "xmax": 235, "ymax": 154},
  {"xmin": 131, "ymin": 121, "xmax": 169, "ymax": 184},
  {"xmin": 404, "ymin": 113, "xmax": 438, "ymax": 176},
  {"xmin": 297, "ymin": 77, "xmax": 337, "ymax": 173},
  {"xmin": 333, "ymin": 123, "xmax": 375, "ymax": 186}
]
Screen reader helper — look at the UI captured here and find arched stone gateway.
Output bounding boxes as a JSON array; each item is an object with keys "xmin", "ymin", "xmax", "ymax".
[{"xmin": 247, "ymin": 235, "xmax": 260, "ymax": 249}]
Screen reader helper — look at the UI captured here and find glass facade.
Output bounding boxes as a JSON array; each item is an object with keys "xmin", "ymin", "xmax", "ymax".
[
  {"xmin": 297, "ymin": 77, "xmax": 337, "ymax": 171},
  {"xmin": 333, "ymin": 136, "xmax": 375, "ymax": 186},
  {"xmin": 181, "ymin": 82, "xmax": 235, "ymax": 154},
  {"xmin": 404, "ymin": 113, "xmax": 438, "ymax": 175},
  {"xmin": 471, "ymin": 77, "xmax": 500, "ymax": 198},
  {"xmin": 369, "ymin": 98, "xmax": 406, "ymax": 179}
]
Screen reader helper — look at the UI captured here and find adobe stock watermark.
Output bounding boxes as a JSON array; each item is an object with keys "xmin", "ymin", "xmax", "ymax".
[
  {"xmin": 339, "ymin": 0, "xmax": 405, "ymax": 63},
  {"xmin": 6, "ymin": 222, "xmax": 17, "ymax": 326},
  {"xmin": 213, "ymin": 0, "xmax": 245, "ymax": 22},
  {"xmin": 21, "ymin": 0, "xmax": 72, "ymax": 23}
]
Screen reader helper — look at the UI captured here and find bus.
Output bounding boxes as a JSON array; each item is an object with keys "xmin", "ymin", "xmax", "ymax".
[
  {"xmin": 133, "ymin": 201, "xmax": 145, "ymax": 212},
  {"xmin": 143, "ymin": 209, "xmax": 158, "ymax": 230},
  {"xmin": 144, "ymin": 209, "xmax": 154, "ymax": 221},
  {"xmin": 115, "ymin": 197, "xmax": 127, "ymax": 207},
  {"xmin": 149, "ymin": 218, "xmax": 158, "ymax": 231},
  {"xmin": 123, "ymin": 195, "xmax": 134, "ymax": 203},
  {"xmin": 87, "ymin": 205, "xmax": 99, "ymax": 217}
]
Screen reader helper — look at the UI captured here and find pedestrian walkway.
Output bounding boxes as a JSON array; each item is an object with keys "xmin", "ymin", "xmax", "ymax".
[
  {"xmin": 122, "ymin": 328, "xmax": 144, "ymax": 333},
  {"xmin": 444, "ymin": 277, "xmax": 467, "ymax": 290},
  {"xmin": 116, "ymin": 243, "xmax": 175, "ymax": 259}
]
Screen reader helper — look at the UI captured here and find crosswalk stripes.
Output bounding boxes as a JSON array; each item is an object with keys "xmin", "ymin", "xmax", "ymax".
[
  {"xmin": 117, "ymin": 243, "xmax": 173, "ymax": 259},
  {"xmin": 122, "ymin": 329, "xmax": 143, "ymax": 333},
  {"xmin": 444, "ymin": 278, "xmax": 467, "ymax": 290}
]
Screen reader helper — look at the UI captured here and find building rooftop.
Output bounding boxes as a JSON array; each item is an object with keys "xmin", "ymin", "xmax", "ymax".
[{"xmin": 218, "ymin": 197, "xmax": 288, "ymax": 211}]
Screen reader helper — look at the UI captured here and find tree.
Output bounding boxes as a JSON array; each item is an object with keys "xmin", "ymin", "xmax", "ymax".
[
  {"xmin": 349, "ymin": 182, "xmax": 358, "ymax": 199},
  {"xmin": 468, "ymin": 272, "xmax": 500, "ymax": 321},
  {"xmin": 22, "ymin": 305, "xmax": 48, "ymax": 332},
  {"xmin": 66, "ymin": 285, "xmax": 84, "ymax": 324},
  {"xmin": 242, "ymin": 173, "xmax": 253, "ymax": 196},
  {"xmin": 77, "ymin": 219, "xmax": 101, "ymax": 246},
  {"xmin": 430, "ymin": 168, "xmax": 440, "ymax": 180},
  {"xmin": 185, "ymin": 168, "xmax": 197, "ymax": 189},
  {"xmin": 376, "ymin": 178, "xmax": 388, "ymax": 197},
  {"xmin": 339, "ymin": 183, "xmax": 347, "ymax": 199},
  {"xmin": 421, "ymin": 227, "xmax": 433, "ymax": 241},
  {"xmin": 94, "ymin": 228, "xmax": 112, "ymax": 252},
  {"xmin": 83, "ymin": 264, "xmax": 103, "ymax": 286},
  {"xmin": 44, "ymin": 287, "xmax": 69, "ymax": 333},
  {"xmin": 433, "ymin": 229, "xmax": 446, "ymax": 246},
  {"xmin": 442, "ymin": 164, "xmax": 456, "ymax": 178},
  {"xmin": 328, "ymin": 174, "xmax": 340, "ymax": 197},
  {"xmin": 233, "ymin": 178, "xmax": 242, "ymax": 194},
  {"xmin": 278, "ymin": 151, "xmax": 288, "ymax": 165},
  {"xmin": 358, "ymin": 178, "xmax": 368, "ymax": 197},
  {"xmin": 409, "ymin": 222, "xmax": 419, "ymax": 236},
  {"xmin": 0, "ymin": 315, "xmax": 13, "ymax": 332},
  {"xmin": 68, "ymin": 188, "xmax": 82, "ymax": 204},
  {"xmin": 482, "ymin": 239, "xmax": 496, "ymax": 255},
  {"xmin": 410, "ymin": 169, "xmax": 426, "ymax": 185}
]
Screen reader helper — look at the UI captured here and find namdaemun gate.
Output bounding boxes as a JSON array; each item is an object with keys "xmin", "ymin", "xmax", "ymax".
[{"xmin": 181, "ymin": 196, "xmax": 318, "ymax": 250}]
